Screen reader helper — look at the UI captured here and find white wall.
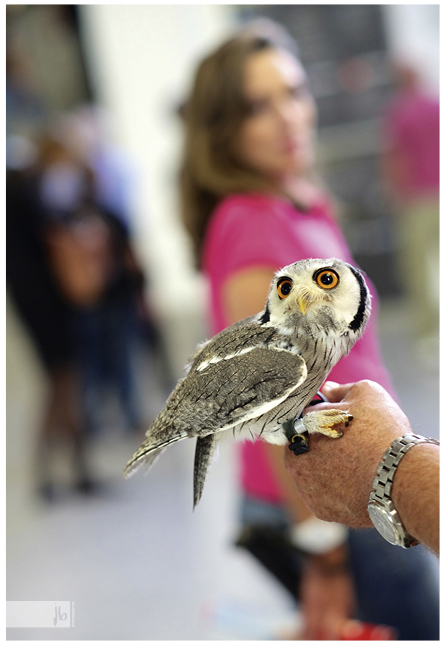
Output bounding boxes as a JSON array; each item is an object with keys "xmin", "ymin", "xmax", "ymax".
[
  {"xmin": 382, "ymin": 4, "xmax": 439, "ymax": 92},
  {"xmin": 79, "ymin": 5, "xmax": 237, "ymax": 376}
]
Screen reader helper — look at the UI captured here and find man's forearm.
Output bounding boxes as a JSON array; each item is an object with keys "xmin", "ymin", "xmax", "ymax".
[{"xmin": 392, "ymin": 442, "xmax": 439, "ymax": 554}]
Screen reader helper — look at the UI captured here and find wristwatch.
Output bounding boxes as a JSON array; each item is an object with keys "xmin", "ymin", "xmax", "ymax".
[{"xmin": 367, "ymin": 433, "xmax": 439, "ymax": 548}]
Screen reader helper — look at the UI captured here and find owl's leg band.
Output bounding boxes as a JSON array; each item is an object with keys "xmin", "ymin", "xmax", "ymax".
[
  {"xmin": 283, "ymin": 390, "xmax": 330, "ymax": 455},
  {"xmin": 282, "ymin": 417, "xmax": 310, "ymax": 455}
]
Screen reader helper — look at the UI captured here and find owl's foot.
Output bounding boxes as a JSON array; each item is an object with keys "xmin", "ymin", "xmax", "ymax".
[{"xmin": 302, "ymin": 409, "xmax": 353, "ymax": 439}]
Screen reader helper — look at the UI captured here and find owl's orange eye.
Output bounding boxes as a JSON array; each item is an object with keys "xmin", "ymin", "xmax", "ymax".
[
  {"xmin": 277, "ymin": 278, "xmax": 293, "ymax": 299},
  {"xmin": 315, "ymin": 269, "xmax": 339, "ymax": 289}
]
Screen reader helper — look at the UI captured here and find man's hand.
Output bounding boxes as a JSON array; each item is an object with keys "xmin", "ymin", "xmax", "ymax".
[{"xmin": 284, "ymin": 380, "xmax": 412, "ymax": 527}]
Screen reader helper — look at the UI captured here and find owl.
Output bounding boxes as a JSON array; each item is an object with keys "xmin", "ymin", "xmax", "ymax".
[{"xmin": 124, "ymin": 258, "xmax": 371, "ymax": 506}]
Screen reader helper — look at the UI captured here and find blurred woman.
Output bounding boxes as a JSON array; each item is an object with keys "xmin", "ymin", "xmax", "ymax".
[{"xmin": 180, "ymin": 20, "xmax": 438, "ymax": 640}]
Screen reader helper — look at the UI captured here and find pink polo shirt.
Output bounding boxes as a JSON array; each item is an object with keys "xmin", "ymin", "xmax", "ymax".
[
  {"xmin": 202, "ymin": 193, "xmax": 393, "ymax": 503},
  {"xmin": 381, "ymin": 89, "xmax": 439, "ymax": 198}
]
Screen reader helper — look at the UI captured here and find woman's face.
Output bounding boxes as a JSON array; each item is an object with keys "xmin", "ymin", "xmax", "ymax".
[{"xmin": 234, "ymin": 48, "xmax": 316, "ymax": 181}]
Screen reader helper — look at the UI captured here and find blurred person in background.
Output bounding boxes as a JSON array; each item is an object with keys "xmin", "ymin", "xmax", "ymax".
[
  {"xmin": 380, "ymin": 60, "xmax": 439, "ymax": 352},
  {"xmin": 179, "ymin": 20, "xmax": 438, "ymax": 640},
  {"xmin": 7, "ymin": 114, "xmax": 151, "ymax": 499},
  {"xmin": 7, "ymin": 146, "xmax": 92, "ymax": 500},
  {"xmin": 41, "ymin": 109, "xmax": 152, "ymax": 437}
]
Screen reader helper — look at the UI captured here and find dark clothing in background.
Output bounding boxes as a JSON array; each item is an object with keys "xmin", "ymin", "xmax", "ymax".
[{"xmin": 6, "ymin": 170, "xmax": 76, "ymax": 370}]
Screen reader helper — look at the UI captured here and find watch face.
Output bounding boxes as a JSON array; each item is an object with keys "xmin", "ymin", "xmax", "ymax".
[{"xmin": 367, "ymin": 502, "xmax": 400, "ymax": 545}]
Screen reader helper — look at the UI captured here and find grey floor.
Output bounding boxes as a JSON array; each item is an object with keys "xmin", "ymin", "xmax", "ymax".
[{"xmin": 6, "ymin": 297, "xmax": 439, "ymax": 641}]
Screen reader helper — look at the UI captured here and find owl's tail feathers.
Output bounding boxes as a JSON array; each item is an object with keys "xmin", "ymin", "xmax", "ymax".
[
  {"xmin": 193, "ymin": 435, "xmax": 217, "ymax": 509},
  {"xmin": 123, "ymin": 433, "xmax": 188, "ymax": 479}
]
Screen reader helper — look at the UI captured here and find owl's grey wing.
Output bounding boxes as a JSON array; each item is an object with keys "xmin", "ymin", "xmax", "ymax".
[
  {"xmin": 163, "ymin": 347, "xmax": 307, "ymax": 439},
  {"xmin": 181, "ymin": 346, "xmax": 307, "ymax": 435},
  {"xmin": 124, "ymin": 346, "xmax": 307, "ymax": 478},
  {"xmin": 193, "ymin": 435, "xmax": 217, "ymax": 508}
]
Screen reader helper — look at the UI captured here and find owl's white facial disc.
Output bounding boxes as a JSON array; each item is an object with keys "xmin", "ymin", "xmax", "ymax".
[{"xmin": 264, "ymin": 258, "xmax": 371, "ymax": 340}]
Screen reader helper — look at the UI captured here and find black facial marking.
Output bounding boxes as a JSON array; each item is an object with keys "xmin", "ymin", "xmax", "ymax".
[
  {"xmin": 260, "ymin": 303, "xmax": 270, "ymax": 324},
  {"xmin": 348, "ymin": 265, "xmax": 368, "ymax": 332}
]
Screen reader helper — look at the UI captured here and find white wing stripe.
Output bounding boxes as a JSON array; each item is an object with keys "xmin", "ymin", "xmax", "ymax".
[{"xmin": 196, "ymin": 346, "xmax": 256, "ymax": 372}]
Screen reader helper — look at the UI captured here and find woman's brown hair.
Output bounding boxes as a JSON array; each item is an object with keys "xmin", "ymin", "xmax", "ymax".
[{"xmin": 179, "ymin": 20, "xmax": 302, "ymax": 265}]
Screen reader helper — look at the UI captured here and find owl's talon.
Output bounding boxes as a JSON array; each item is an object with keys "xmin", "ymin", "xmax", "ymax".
[{"xmin": 302, "ymin": 409, "xmax": 353, "ymax": 438}]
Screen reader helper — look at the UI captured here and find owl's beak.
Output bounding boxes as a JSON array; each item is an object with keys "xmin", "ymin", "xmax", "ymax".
[
  {"xmin": 297, "ymin": 295, "xmax": 308, "ymax": 315},
  {"xmin": 296, "ymin": 289, "xmax": 318, "ymax": 315}
]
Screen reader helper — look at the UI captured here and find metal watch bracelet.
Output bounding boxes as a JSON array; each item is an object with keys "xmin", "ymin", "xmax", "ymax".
[{"xmin": 368, "ymin": 433, "xmax": 439, "ymax": 547}]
